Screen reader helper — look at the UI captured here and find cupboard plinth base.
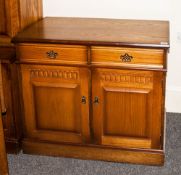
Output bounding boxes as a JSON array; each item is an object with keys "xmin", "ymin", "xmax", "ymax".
[
  {"xmin": 5, "ymin": 139, "xmax": 21, "ymax": 154},
  {"xmin": 22, "ymin": 139, "xmax": 164, "ymax": 166}
]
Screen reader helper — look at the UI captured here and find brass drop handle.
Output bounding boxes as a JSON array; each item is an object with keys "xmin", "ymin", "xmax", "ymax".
[
  {"xmin": 120, "ymin": 53, "xmax": 133, "ymax": 62},
  {"xmin": 46, "ymin": 50, "xmax": 58, "ymax": 59},
  {"xmin": 81, "ymin": 96, "xmax": 86, "ymax": 104},
  {"xmin": 94, "ymin": 97, "xmax": 99, "ymax": 104}
]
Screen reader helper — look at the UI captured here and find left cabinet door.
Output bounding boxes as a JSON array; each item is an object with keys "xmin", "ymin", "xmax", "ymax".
[{"xmin": 21, "ymin": 64, "xmax": 91, "ymax": 144}]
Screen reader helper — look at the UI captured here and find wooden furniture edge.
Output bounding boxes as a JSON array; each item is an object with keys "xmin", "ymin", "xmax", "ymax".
[
  {"xmin": 14, "ymin": 61, "xmax": 168, "ymax": 72},
  {"xmin": 22, "ymin": 140, "xmax": 164, "ymax": 166},
  {"xmin": 0, "ymin": 45, "xmax": 16, "ymax": 61},
  {"xmin": 0, "ymin": 35, "xmax": 12, "ymax": 44},
  {"xmin": 12, "ymin": 17, "xmax": 170, "ymax": 49},
  {"xmin": 12, "ymin": 39, "xmax": 170, "ymax": 49}
]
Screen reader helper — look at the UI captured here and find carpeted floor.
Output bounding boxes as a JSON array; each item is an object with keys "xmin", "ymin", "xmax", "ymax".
[{"xmin": 8, "ymin": 113, "xmax": 181, "ymax": 175}]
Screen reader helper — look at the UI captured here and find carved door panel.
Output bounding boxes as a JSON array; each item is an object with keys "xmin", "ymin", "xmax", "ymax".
[
  {"xmin": 92, "ymin": 68, "xmax": 163, "ymax": 149},
  {"xmin": 21, "ymin": 64, "xmax": 90, "ymax": 144}
]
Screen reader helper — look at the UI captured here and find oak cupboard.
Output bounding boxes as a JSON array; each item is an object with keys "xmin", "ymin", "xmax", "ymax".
[
  {"xmin": 13, "ymin": 17, "xmax": 169, "ymax": 165},
  {"xmin": 0, "ymin": 0, "xmax": 42, "ymax": 152}
]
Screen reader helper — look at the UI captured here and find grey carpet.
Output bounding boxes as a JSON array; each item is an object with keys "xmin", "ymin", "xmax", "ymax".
[{"xmin": 8, "ymin": 113, "xmax": 181, "ymax": 175}]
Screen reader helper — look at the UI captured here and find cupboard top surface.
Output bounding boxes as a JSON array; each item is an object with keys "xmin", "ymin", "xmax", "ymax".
[{"xmin": 13, "ymin": 17, "xmax": 169, "ymax": 49}]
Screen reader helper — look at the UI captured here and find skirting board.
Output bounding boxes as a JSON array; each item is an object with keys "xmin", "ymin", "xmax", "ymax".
[
  {"xmin": 166, "ymin": 86, "xmax": 181, "ymax": 113},
  {"xmin": 22, "ymin": 139, "xmax": 164, "ymax": 166}
]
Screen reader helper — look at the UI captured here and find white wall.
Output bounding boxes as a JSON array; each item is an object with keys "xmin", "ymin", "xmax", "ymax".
[{"xmin": 43, "ymin": 0, "xmax": 181, "ymax": 113}]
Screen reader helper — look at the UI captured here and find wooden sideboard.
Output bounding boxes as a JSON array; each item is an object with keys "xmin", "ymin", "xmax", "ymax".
[
  {"xmin": 0, "ymin": 0, "xmax": 42, "ymax": 153},
  {"xmin": 13, "ymin": 17, "xmax": 169, "ymax": 165}
]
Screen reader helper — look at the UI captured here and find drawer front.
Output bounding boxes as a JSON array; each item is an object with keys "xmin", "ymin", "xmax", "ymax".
[
  {"xmin": 17, "ymin": 44, "xmax": 88, "ymax": 64},
  {"xmin": 91, "ymin": 46, "xmax": 164, "ymax": 68}
]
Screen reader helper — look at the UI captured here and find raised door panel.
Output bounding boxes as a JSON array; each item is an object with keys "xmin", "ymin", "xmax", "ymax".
[
  {"xmin": 92, "ymin": 68, "xmax": 163, "ymax": 149},
  {"xmin": 21, "ymin": 64, "xmax": 90, "ymax": 144}
]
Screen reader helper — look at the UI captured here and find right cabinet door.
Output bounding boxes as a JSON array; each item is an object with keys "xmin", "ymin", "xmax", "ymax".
[{"xmin": 92, "ymin": 68, "xmax": 164, "ymax": 149}]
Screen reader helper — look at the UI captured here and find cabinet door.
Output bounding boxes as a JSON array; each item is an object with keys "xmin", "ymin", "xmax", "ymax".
[
  {"xmin": 0, "ymin": 110, "xmax": 9, "ymax": 175},
  {"xmin": 21, "ymin": 64, "xmax": 90, "ymax": 144},
  {"xmin": 1, "ymin": 63, "xmax": 22, "ymax": 145},
  {"xmin": 92, "ymin": 68, "xmax": 164, "ymax": 149}
]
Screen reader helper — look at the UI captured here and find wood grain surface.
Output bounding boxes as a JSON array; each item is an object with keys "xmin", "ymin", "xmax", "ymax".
[
  {"xmin": 22, "ymin": 139, "xmax": 164, "ymax": 166},
  {"xmin": 0, "ymin": 104, "xmax": 9, "ymax": 175},
  {"xmin": 4, "ymin": 0, "xmax": 43, "ymax": 37},
  {"xmin": 13, "ymin": 17, "xmax": 169, "ymax": 48},
  {"xmin": 19, "ymin": 0, "xmax": 43, "ymax": 30},
  {"xmin": 91, "ymin": 46, "xmax": 164, "ymax": 68},
  {"xmin": 0, "ymin": 0, "xmax": 6, "ymax": 34},
  {"xmin": 17, "ymin": 44, "xmax": 88, "ymax": 64}
]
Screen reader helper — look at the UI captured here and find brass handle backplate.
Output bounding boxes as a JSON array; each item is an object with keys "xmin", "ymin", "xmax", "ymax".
[
  {"xmin": 120, "ymin": 53, "xmax": 133, "ymax": 62},
  {"xmin": 81, "ymin": 96, "xmax": 86, "ymax": 104},
  {"xmin": 94, "ymin": 97, "xmax": 99, "ymax": 104},
  {"xmin": 46, "ymin": 50, "xmax": 58, "ymax": 59}
]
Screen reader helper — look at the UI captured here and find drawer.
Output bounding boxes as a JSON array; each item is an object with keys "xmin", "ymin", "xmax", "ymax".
[
  {"xmin": 91, "ymin": 46, "xmax": 164, "ymax": 68},
  {"xmin": 17, "ymin": 44, "xmax": 88, "ymax": 64}
]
